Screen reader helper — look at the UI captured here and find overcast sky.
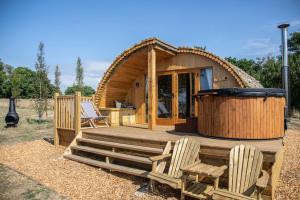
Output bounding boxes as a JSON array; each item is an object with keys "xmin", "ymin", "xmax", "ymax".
[{"xmin": 0, "ymin": 0, "xmax": 300, "ymax": 91}]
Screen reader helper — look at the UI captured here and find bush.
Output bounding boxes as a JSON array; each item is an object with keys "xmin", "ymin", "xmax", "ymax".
[{"xmin": 65, "ymin": 85, "xmax": 95, "ymax": 96}]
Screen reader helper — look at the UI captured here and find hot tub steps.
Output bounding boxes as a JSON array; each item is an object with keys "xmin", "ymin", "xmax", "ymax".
[{"xmin": 64, "ymin": 154, "xmax": 149, "ymax": 177}]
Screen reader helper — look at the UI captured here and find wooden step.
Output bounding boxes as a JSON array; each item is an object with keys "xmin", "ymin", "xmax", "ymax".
[
  {"xmin": 64, "ymin": 154, "xmax": 149, "ymax": 177},
  {"xmin": 71, "ymin": 145, "xmax": 152, "ymax": 164},
  {"xmin": 77, "ymin": 138, "xmax": 163, "ymax": 154}
]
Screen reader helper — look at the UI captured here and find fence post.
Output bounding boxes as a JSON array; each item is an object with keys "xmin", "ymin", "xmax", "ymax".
[
  {"xmin": 75, "ymin": 91, "xmax": 81, "ymax": 135},
  {"xmin": 54, "ymin": 92, "xmax": 59, "ymax": 147}
]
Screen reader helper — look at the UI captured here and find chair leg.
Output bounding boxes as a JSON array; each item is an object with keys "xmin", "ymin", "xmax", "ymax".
[{"xmin": 149, "ymin": 180, "xmax": 156, "ymax": 192}]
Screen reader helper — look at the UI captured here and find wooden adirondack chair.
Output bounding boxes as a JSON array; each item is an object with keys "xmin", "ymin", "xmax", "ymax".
[
  {"xmin": 213, "ymin": 145, "xmax": 269, "ymax": 200},
  {"xmin": 148, "ymin": 137, "xmax": 201, "ymax": 190}
]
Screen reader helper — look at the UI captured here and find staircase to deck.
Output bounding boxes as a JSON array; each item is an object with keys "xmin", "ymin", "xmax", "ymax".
[{"xmin": 63, "ymin": 130, "xmax": 170, "ymax": 178}]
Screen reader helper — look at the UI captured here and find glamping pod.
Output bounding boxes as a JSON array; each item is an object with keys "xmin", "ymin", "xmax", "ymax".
[
  {"xmin": 94, "ymin": 38, "xmax": 263, "ymax": 129},
  {"xmin": 197, "ymin": 88, "xmax": 286, "ymax": 139}
]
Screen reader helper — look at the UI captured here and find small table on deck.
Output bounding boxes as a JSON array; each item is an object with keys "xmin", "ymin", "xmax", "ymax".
[{"xmin": 181, "ymin": 162, "xmax": 228, "ymax": 200}]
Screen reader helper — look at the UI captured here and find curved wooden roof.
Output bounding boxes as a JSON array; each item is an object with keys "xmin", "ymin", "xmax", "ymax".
[{"xmin": 95, "ymin": 38, "xmax": 262, "ymax": 106}]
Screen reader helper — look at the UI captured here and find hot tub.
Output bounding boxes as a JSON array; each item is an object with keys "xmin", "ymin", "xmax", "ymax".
[{"xmin": 197, "ymin": 88, "xmax": 285, "ymax": 139}]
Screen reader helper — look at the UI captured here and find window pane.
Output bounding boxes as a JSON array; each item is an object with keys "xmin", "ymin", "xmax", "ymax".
[
  {"xmin": 178, "ymin": 73, "xmax": 190, "ymax": 119},
  {"xmin": 200, "ymin": 68, "xmax": 213, "ymax": 90},
  {"xmin": 191, "ymin": 73, "xmax": 195, "ymax": 116},
  {"xmin": 157, "ymin": 75, "xmax": 172, "ymax": 118}
]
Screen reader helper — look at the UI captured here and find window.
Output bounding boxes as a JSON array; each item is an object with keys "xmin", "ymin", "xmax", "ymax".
[{"xmin": 200, "ymin": 68, "xmax": 213, "ymax": 90}]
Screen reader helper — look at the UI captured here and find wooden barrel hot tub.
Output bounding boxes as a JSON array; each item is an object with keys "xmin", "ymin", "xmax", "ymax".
[{"xmin": 197, "ymin": 88, "xmax": 286, "ymax": 139}]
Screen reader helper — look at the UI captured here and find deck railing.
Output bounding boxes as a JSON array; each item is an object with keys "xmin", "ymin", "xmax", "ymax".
[{"xmin": 53, "ymin": 91, "xmax": 94, "ymax": 146}]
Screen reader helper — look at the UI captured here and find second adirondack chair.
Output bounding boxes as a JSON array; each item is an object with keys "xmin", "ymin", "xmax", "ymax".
[
  {"xmin": 213, "ymin": 144, "xmax": 269, "ymax": 200},
  {"xmin": 148, "ymin": 137, "xmax": 201, "ymax": 190}
]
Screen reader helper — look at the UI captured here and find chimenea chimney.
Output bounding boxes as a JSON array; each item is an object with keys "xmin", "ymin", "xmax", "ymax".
[{"xmin": 278, "ymin": 23, "xmax": 290, "ymax": 117}]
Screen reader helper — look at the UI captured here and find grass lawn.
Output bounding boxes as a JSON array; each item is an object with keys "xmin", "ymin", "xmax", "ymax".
[{"xmin": 0, "ymin": 102, "xmax": 53, "ymax": 145}]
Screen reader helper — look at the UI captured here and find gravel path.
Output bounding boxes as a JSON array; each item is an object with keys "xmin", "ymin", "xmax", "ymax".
[
  {"xmin": 0, "ymin": 164, "xmax": 66, "ymax": 200},
  {"xmin": 0, "ymin": 130, "xmax": 299, "ymax": 199},
  {"xmin": 0, "ymin": 140, "xmax": 177, "ymax": 200},
  {"xmin": 274, "ymin": 129, "xmax": 300, "ymax": 200}
]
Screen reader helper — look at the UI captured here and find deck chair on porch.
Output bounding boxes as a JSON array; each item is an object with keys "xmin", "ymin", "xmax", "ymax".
[
  {"xmin": 148, "ymin": 137, "xmax": 201, "ymax": 190},
  {"xmin": 81, "ymin": 101, "xmax": 109, "ymax": 128},
  {"xmin": 213, "ymin": 145, "xmax": 269, "ymax": 200}
]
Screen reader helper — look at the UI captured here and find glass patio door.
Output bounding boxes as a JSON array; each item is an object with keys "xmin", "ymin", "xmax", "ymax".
[
  {"xmin": 177, "ymin": 73, "xmax": 190, "ymax": 119},
  {"xmin": 156, "ymin": 71, "xmax": 198, "ymax": 125},
  {"xmin": 156, "ymin": 73, "xmax": 174, "ymax": 125}
]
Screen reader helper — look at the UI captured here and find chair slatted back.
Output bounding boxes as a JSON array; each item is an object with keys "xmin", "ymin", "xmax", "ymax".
[
  {"xmin": 167, "ymin": 138, "xmax": 201, "ymax": 178},
  {"xmin": 229, "ymin": 145, "xmax": 263, "ymax": 195},
  {"xmin": 81, "ymin": 102, "xmax": 98, "ymax": 118}
]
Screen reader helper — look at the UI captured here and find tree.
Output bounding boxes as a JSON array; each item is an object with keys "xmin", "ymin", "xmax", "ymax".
[
  {"xmin": 33, "ymin": 42, "xmax": 51, "ymax": 122},
  {"xmin": 82, "ymin": 86, "xmax": 95, "ymax": 96},
  {"xmin": 75, "ymin": 57, "xmax": 84, "ymax": 90},
  {"xmin": 225, "ymin": 57, "xmax": 261, "ymax": 80},
  {"xmin": 0, "ymin": 59, "xmax": 6, "ymax": 98},
  {"xmin": 259, "ymin": 56, "xmax": 282, "ymax": 88},
  {"xmin": 0, "ymin": 59, "xmax": 14, "ymax": 98},
  {"xmin": 287, "ymin": 31, "xmax": 300, "ymax": 109},
  {"xmin": 54, "ymin": 65, "xmax": 61, "ymax": 93},
  {"xmin": 4, "ymin": 64, "xmax": 13, "ymax": 78},
  {"xmin": 64, "ymin": 84, "xmax": 76, "ymax": 95},
  {"xmin": 11, "ymin": 72, "xmax": 21, "ymax": 98},
  {"xmin": 13, "ymin": 67, "xmax": 36, "ymax": 98},
  {"xmin": 65, "ymin": 85, "xmax": 95, "ymax": 96},
  {"xmin": 288, "ymin": 31, "xmax": 300, "ymax": 54}
]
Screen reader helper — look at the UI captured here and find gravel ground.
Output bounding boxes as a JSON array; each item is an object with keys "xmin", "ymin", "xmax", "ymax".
[
  {"xmin": 0, "ymin": 101, "xmax": 299, "ymax": 200},
  {"xmin": 1, "ymin": 130, "xmax": 299, "ymax": 200},
  {"xmin": 0, "ymin": 164, "xmax": 66, "ymax": 200},
  {"xmin": 274, "ymin": 129, "xmax": 300, "ymax": 200},
  {"xmin": 0, "ymin": 140, "xmax": 178, "ymax": 200}
]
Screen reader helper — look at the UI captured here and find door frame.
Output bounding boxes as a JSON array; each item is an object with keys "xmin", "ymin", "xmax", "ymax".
[
  {"xmin": 156, "ymin": 71, "xmax": 176, "ymax": 125},
  {"xmin": 156, "ymin": 69, "xmax": 200, "ymax": 125}
]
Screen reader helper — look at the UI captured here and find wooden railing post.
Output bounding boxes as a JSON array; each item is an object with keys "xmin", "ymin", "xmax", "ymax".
[
  {"xmin": 54, "ymin": 92, "xmax": 59, "ymax": 146},
  {"xmin": 75, "ymin": 91, "xmax": 81, "ymax": 135}
]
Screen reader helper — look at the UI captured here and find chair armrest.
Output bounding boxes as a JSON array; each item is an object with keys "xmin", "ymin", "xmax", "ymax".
[
  {"xmin": 180, "ymin": 160, "xmax": 201, "ymax": 171},
  {"xmin": 211, "ymin": 165, "xmax": 228, "ymax": 178},
  {"xmin": 149, "ymin": 154, "xmax": 172, "ymax": 162},
  {"xmin": 256, "ymin": 170, "xmax": 269, "ymax": 189}
]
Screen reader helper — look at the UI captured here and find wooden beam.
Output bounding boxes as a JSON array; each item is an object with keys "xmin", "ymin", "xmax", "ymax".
[
  {"xmin": 148, "ymin": 45, "xmax": 156, "ymax": 130},
  {"xmin": 154, "ymin": 45, "xmax": 176, "ymax": 56},
  {"xmin": 75, "ymin": 91, "xmax": 81, "ymax": 135}
]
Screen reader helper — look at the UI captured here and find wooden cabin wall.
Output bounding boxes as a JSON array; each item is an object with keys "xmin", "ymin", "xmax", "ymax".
[
  {"xmin": 125, "ymin": 74, "xmax": 146, "ymax": 124},
  {"xmin": 157, "ymin": 53, "xmax": 240, "ymax": 88},
  {"xmin": 97, "ymin": 52, "xmax": 243, "ymax": 122}
]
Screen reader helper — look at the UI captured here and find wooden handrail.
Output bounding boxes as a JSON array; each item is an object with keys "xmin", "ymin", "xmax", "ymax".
[{"xmin": 54, "ymin": 92, "xmax": 95, "ymax": 146}]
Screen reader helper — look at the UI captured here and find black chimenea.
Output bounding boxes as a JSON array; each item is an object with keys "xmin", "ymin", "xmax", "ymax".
[{"xmin": 5, "ymin": 97, "xmax": 19, "ymax": 127}]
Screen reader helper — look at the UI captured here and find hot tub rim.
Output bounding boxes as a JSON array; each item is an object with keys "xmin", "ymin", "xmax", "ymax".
[{"xmin": 197, "ymin": 88, "xmax": 285, "ymax": 97}]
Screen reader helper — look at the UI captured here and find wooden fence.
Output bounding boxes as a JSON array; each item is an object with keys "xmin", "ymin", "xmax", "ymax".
[{"xmin": 54, "ymin": 91, "xmax": 94, "ymax": 146}]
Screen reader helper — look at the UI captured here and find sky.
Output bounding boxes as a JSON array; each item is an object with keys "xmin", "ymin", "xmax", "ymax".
[{"xmin": 0, "ymin": 0, "xmax": 300, "ymax": 91}]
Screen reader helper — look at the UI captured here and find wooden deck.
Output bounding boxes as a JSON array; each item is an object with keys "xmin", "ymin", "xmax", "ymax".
[
  {"xmin": 83, "ymin": 125, "xmax": 283, "ymax": 154},
  {"xmin": 66, "ymin": 125, "xmax": 284, "ymax": 199}
]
